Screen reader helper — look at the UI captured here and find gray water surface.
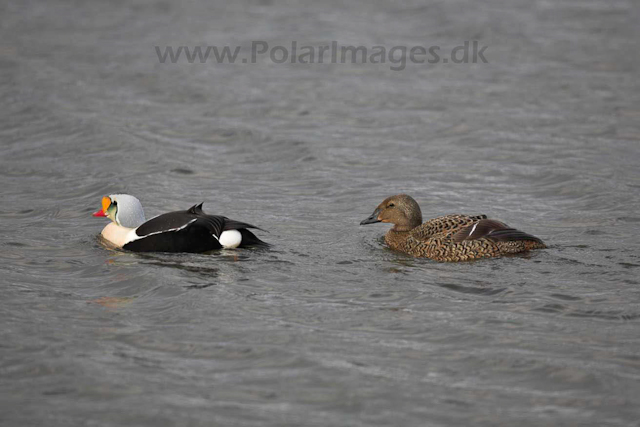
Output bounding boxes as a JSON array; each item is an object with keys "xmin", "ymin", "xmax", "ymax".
[{"xmin": 1, "ymin": 0, "xmax": 640, "ymax": 426}]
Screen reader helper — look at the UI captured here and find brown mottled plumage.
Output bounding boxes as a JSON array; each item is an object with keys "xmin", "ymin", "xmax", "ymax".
[{"xmin": 360, "ymin": 194, "xmax": 546, "ymax": 262}]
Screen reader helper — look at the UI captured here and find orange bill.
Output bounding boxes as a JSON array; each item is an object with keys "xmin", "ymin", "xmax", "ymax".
[{"xmin": 92, "ymin": 196, "xmax": 111, "ymax": 217}]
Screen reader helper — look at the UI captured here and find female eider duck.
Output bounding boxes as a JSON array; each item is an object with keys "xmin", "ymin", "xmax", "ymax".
[
  {"xmin": 93, "ymin": 194, "xmax": 267, "ymax": 252},
  {"xmin": 360, "ymin": 194, "xmax": 545, "ymax": 262}
]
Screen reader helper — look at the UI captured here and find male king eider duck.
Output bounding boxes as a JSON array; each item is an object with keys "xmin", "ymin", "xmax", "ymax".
[
  {"xmin": 92, "ymin": 194, "xmax": 268, "ymax": 252},
  {"xmin": 360, "ymin": 194, "xmax": 546, "ymax": 262}
]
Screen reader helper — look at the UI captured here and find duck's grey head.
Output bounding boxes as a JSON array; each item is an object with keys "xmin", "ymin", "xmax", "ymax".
[{"xmin": 92, "ymin": 194, "xmax": 146, "ymax": 228}]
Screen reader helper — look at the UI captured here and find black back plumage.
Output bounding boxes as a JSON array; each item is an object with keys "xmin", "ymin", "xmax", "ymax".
[{"xmin": 124, "ymin": 203, "xmax": 268, "ymax": 253}]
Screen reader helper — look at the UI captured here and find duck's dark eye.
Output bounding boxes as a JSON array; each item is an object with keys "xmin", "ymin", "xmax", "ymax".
[{"xmin": 388, "ymin": 203, "xmax": 395, "ymax": 208}]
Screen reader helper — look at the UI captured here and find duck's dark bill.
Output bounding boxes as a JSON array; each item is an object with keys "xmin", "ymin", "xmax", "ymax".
[{"xmin": 360, "ymin": 209, "xmax": 381, "ymax": 225}]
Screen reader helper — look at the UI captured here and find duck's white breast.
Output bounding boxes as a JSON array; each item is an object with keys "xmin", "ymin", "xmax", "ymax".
[{"xmin": 101, "ymin": 223, "xmax": 138, "ymax": 248}]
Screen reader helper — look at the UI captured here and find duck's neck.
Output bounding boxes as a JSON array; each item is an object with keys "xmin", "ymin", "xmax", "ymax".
[
  {"xmin": 391, "ymin": 212, "xmax": 422, "ymax": 232},
  {"xmin": 385, "ymin": 228, "xmax": 411, "ymax": 251},
  {"xmin": 391, "ymin": 224, "xmax": 417, "ymax": 232}
]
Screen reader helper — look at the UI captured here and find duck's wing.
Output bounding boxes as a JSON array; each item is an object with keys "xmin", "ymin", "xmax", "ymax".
[
  {"xmin": 184, "ymin": 203, "xmax": 263, "ymax": 231},
  {"xmin": 410, "ymin": 214, "xmax": 488, "ymax": 239},
  {"xmin": 124, "ymin": 206, "xmax": 223, "ymax": 252},
  {"xmin": 221, "ymin": 218, "xmax": 269, "ymax": 247},
  {"xmin": 222, "ymin": 218, "xmax": 265, "ymax": 232},
  {"xmin": 192, "ymin": 203, "xmax": 269, "ymax": 247},
  {"xmin": 192, "ymin": 204, "xmax": 268, "ymax": 247},
  {"xmin": 452, "ymin": 218, "xmax": 545, "ymax": 245},
  {"xmin": 134, "ymin": 204, "xmax": 224, "ymax": 238}
]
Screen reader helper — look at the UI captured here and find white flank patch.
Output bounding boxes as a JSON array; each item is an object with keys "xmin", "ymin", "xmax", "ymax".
[{"xmin": 219, "ymin": 229, "xmax": 242, "ymax": 248}]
